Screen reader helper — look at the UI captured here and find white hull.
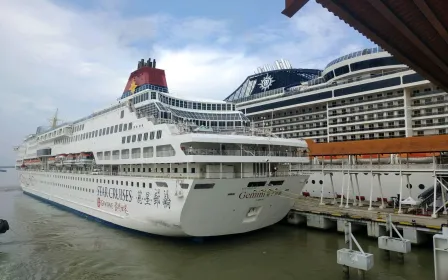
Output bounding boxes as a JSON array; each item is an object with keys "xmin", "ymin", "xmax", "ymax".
[
  {"xmin": 302, "ymin": 171, "xmax": 434, "ymax": 201},
  {"xmin": 20, "ymin": 171, "xmax": 308, "ymax": 237}
]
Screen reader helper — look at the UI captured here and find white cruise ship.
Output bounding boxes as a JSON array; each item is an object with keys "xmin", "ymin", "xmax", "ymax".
[
  {"xmin": 225, "ymin": 47, "xmax": 447, "ymax": 203},
  {"xmin": 14, "ymin": 58, "xmax": 310, "ymax": 237}
]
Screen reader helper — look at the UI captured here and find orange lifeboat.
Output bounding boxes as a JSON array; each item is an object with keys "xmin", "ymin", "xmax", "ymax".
[
  {"xmin": 356, "ymin": 154, "xmax": 391, "ymax": 164},
  {"xmin": 397, "ymin": 152, "xmax": 439, "ymax": 164},
  {"xmin": 318, "ymin": 155, "xmax": 349, "ymax": 164}
]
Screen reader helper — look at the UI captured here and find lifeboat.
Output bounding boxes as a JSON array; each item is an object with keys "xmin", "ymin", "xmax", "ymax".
[
  {"xmin": 356, "ymin": 154, "xmax": 391, "ymax": 164},
  {"xmin": 48, "ymin": 157, "xmax": 56, "ymax": 165},
  {"xmin": 397, "ymin": 152, "xmax": 439, "ymax": 164},
  {"xmin": 55, "ymin": 154, "xmax": 66, "ymax": 166},
  {"xmin": 318, "ymin": 155, "xmax": 349, "ymax": 164},
  {"xmin": 75, "ymin": 152, "xmax": 94, "ymax": 165},
  {"xmin": 64, "ymin": 154, "xmax": 75, "ymax": 165}
]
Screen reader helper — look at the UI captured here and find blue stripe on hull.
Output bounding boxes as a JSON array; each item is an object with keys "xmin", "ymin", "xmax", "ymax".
[{"xmin": 22, "ymin": 191, "xmax": 177, "ymax": 239}]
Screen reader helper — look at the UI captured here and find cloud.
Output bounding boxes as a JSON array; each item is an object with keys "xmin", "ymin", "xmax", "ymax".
[{"xmin": 0, "ymin": 0, "xmax": 369, "ymax": 163}]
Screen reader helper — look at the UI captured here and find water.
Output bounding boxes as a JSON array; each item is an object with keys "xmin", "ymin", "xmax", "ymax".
[{"xmin": 0, "ymin": 170, "xmax": 435, "ymax": 280}]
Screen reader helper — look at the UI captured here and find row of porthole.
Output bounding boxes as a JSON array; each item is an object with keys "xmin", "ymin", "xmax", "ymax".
[
  {"xmin": 406, "ymin": 184, "xmax": 426, "ymax": 190},
  {"xmin": 306, "ymin": 180, "xmax": 324, "ymax": 185},
  {"xmin": 306, "ymin": 180, "xmax": 426, "ymax": 190}
]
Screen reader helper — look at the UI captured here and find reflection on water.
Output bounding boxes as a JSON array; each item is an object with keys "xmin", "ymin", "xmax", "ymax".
[{"xmin": 0, "ymin": 170, "xmax": 435, "ymax": 280}]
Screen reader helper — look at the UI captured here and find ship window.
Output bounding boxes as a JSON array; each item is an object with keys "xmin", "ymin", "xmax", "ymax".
[
  {"xmin": 180, "ymin": 183, "xmax": 189, "ymax": 189},
  {"xmin": 123, "ymin": 124, "xmax": 127, "ymax": 131},
  {"xmin": 194, "ymin": 183, "xmax": 214, "ymax": 189},
  {"xmin": 156, "ymin": 130, "xmax": 162, "ymax": 139},
  {"xmin": 334, "ymin": 65, "xmax": 350, "ymax": 76},
  {"xmin": 142, "ymin": 183, "xmax": 145, "ymax": 188},
  {"xmin": 126, "ymin": 136, "xmax": 131, "ymax": 143},
  {"xmin": 131, "ymin": 182, "xmax": 133, "ymax": 187},
  {"xmin": 138, "ymin": 134, "xmax": 142, "ymax": 141},
  {"xmin": 150, "ymin": 132, "xmax": 155, "ymax": 140},
  {"xmin": 137, "ymin": 182, "xmax": 139, "ymax": 187},
  {"xmin": 191, "ymin": 167, "xmax": 196, "ymax": 173},
  {"xmin": 126, "ymin": 181, "xmax": 128, "ymax": 186},
  {"xmin": 132, "ymin": 135, "xmax": 136, "ymax": 142},
  {"xmin": 110, "ymin": 126, "xmax": 114, "ymax": 133},
  {"xmin": 114, "ymin": 125, "xmax": 118, "ymax": 133},
  {"xmin": 247, "ymin": 181, "xmax": 266, "ymax": 187},
  {"xmin": 122, "ymin": 137, "xmax": 126, "ymax": 144},
  {"xmin": 128, "ymin": 122, "xmax": 132, "ymax": 130},
  {"xmin": 95, "ymin": 130, "xmax": 98, "ymax": 137},
  {"xmin": 270, "ymin": 180, "xmax": 284, "ymax": 186},
  {"xmin": 156, "ymin": 182, "xmax": 168, "ymax": 188},
  {"xmin": 120, "ymin": 110, "xmax": 124, "ymax": 118},
  {"xmin": 119, "ymin": 124, "xmax": 123, "ymax": 132},
  {"xmin": 143, "ymin": 133, "xmax": 148, "ymax": 140}
]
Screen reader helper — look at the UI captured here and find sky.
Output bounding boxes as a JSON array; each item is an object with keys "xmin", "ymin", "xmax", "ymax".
[{"xmin": 0, "ymin": 0, "xmax": 372, "ymax": 164}]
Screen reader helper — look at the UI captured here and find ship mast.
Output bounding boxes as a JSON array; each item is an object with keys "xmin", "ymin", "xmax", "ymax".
[{"xmin": 49, "ymin": 108, "xmax": 62, "ymax": 129}]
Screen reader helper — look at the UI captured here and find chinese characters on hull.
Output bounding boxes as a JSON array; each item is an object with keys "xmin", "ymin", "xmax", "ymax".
[{"xmin": 136, "ymin": 189, "xmax": 171, "ymax": 209}]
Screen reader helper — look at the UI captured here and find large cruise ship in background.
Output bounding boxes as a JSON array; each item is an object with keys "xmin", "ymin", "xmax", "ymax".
[
  {"xmin": 225, "ymin": 47, "xmax": 446, "ymax": 202},
  {"xmin": 14, "ymin": 58, "xmax": 310, "ymax": 237}
]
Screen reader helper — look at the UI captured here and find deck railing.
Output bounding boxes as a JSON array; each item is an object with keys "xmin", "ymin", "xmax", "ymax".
[
  {"xmin": 183, "ymin": 149, "xmax": 306, "ymax": 157},
  {"xmin": 295, "ymin": 163, "xmax": 448, "ymax": 172},
  {"xmin": 24, "ymin": 169, "xmax": 305, "ymax": 179}
]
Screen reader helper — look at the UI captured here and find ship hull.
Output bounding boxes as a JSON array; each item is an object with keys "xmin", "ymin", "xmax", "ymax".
[{"xmin": 19, "ymin": 171, "xmax": 308, "ymax": 237}]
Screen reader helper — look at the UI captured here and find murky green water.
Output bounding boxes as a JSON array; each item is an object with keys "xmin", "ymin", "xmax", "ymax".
[{"xmin": 0, "ymin": 170, "xmax": 435, "ymax": 280}]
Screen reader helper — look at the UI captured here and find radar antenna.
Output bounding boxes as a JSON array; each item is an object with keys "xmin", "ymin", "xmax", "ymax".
[{"xmin": 48, "ymin": 108, "xmax": 62, "ymax": 129}]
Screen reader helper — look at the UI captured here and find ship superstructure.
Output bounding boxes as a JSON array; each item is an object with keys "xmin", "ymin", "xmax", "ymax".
[
  {"xmin": 14, "ymin": 58, "xmax": 310, "ymax": 237},
  {"xmin": 226, "ymin": 48, "xmax": 448, "ymax": 201}
]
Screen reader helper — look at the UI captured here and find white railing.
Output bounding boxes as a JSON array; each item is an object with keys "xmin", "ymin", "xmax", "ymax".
[
  {"xmin": 296, "ymin": 163, "xmax": 448, "ymax": 172},
  {"xmin": 24, "ymin": 169, "xmax": 305, "ymax": 179},
  {"xmin": 144, "ymin": 114, "xmax": 282, "ymax": 139},
  {"xmin": 184, "ymin": 149, "xmax": 306, "ymax": 157}
]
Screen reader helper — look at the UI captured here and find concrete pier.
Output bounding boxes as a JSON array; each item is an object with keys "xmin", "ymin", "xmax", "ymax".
[{"xmin": 288, "ymin": 197, "xmax": 447, "ymax": 244}]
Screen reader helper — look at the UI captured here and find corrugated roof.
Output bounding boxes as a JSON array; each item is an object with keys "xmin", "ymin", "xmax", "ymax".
[{"xmin": 305, "ymin": 135, "xmax": 448, "ymax": 156}]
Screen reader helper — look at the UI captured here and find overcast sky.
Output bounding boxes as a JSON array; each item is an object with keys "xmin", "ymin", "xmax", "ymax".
[{"xmin": 0, "ymin": 0, "xmax": 372, "ymax": 164}]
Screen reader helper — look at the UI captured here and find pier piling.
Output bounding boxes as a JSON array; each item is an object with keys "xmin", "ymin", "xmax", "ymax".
[
  {"xmin": 434, "ymin": 226, "xmax": 448, "ymax": 280},
  {"xmin": 337, "ymin": 222, "xmax": 373, "ymax": 279}
]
